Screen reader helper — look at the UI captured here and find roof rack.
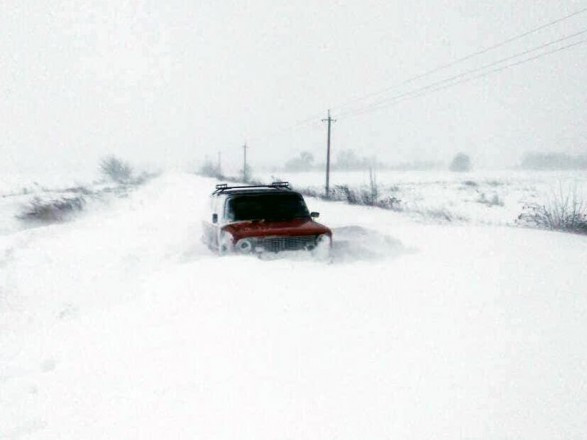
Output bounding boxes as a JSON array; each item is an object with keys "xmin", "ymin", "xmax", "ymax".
[
  {"xmin": 270, "ymin": 181, "xmax": 290, "ymax": 188},
  {"xmin": 213, "ymin": 181, "xmax": 291, "ymax": 194}
]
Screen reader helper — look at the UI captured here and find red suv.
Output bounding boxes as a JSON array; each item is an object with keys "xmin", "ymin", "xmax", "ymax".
[{"xmin": 202, "ymin": 182, "xmax": 332, "ymax": 255}]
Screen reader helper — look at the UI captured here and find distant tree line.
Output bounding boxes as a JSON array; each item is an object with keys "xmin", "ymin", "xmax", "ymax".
[
  {"xmin": 283, "ymin": 149, "xmax": 443, "ymax": 172},
  {"xmin": 284, "ymin": 151, "xmax": 315, "ymax": 171},
  {"xmin": 282, "ymin": 149, "xmax": 587, "ymax": 172},
  {"xmin": 284, "ymin": 149, "xmax": 375, "ymax": 172},
  {"xmin": 520, "ymin": 152, "xmax": 587, "ymax": 170}
]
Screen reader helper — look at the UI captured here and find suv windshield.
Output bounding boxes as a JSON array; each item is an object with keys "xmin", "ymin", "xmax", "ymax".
[{"xmin": 226, "ymin": 193, "xmax": 310, "ymax": 221}]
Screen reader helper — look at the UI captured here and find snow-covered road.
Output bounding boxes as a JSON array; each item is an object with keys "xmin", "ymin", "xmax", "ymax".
[{"xmin": 2, "ymin": 173, "xmax": 587, "ymax": 439}]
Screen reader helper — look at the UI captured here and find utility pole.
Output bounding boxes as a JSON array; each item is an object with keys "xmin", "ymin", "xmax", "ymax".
[
  {"xmin": 322, "ymin": 109, "xmax": 336, "ymax": 198},
  {"xmin": 217, "ymin": 151, "xmax": 222, "ymax": 176},
  {"xmin": 242, "ymin": 142, "xmax": 248, "ymax": 182}
]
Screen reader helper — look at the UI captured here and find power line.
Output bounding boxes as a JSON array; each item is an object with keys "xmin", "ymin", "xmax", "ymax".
[
  {"xmin": 246, "ymin": 112, "xmax": 324, "ymax": 145},
  {"xmin": 339, "ymin": 28, "xmax": 587, "ymax": 118},
  {"xmin": 342, "ymin": 38, "xmax": 587, "ymax": 119},
  {"xmin": 330, "ymin": 7, "xmax": 587, "ymax": 114},
  {"xmin": 244, "ymin": 7, "xmax": 587, "ymax": 149}
]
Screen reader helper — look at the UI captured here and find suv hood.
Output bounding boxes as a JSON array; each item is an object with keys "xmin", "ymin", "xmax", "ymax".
[{"xmin": 223, "ymin": 218, "xmax": 331, "ymax": 241}]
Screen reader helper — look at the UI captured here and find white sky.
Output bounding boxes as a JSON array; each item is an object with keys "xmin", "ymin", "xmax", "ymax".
[{"xmin": 1, "ymin": 0, "xmax": 586, "ymax": 174}]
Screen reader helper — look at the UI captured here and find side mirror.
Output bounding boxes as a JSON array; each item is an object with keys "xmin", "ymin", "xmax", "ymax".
[
  {"xmin": 310, "ymin": 212, "xmax": 320, "ymax": 218},
  {"xmin": 212, "ymin": 213, "xmax": 218, "ymax": 224}
]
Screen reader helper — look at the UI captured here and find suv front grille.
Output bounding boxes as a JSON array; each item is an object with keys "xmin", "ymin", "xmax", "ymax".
[{"xmin": 259, "ymin": 235, "xmax": 316, "ymax": 252}]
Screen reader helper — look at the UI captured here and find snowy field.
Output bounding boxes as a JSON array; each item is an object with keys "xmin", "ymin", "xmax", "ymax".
[
  {"xmin": 257, "ymin": 169, "xmax": 587, "ymax": 225},
  {"xmin": 1, "ymin": 171, "xmax": 587, "ymax": 439}
]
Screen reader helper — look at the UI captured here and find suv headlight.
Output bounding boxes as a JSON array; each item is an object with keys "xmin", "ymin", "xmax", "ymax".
[
  {"xmin": 316, "ymin": 234, "xmax": 332, "ymax": 247},
  {"xmin": 236, "ymin": 238, "xmax": 253, "ymax": 253}
]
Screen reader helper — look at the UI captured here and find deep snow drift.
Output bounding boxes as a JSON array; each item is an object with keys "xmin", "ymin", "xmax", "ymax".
[{"xmin": 1, "ymin": 173, "xmax": 586, "ymax": 439}]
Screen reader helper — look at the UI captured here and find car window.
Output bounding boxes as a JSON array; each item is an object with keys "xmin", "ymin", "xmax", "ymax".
[{"xmin": 226, "ymin": 193, "xmax": 309, "ymax": 221}]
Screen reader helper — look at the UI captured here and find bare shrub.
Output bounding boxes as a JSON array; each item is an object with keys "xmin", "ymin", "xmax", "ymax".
[
  {"xmin": 477, "ymin": 192, "xmax": 504, "ymax": 207},
  {"xmin": 63, "ymin": 186, "xmax": 93, "ymax": 195},
  {"xmin": 410, "ymin": 207, "xmax": 467, "ymax": 223},
  {"xmin": 449, "ymin": 153, "xmax": 472, "ymax": 172},
  {"xmin": 421, "ymin": 208, "xmax": 454, "ymax": 222},
  {"xmin": 198, "ymin": 158, "xmax": 223, "ymax": 178},
  {"xmin": 100, "ymin": 156, "xmax": 133, "ymax": 183},
  {"xmin": 366, "ymin": 167, "xmax": 378, "ymax": 205},
  {"xmin": 295, "ymin": 181, "xmax": 402, "ymax": 211},
  {"xmin": 17, "ymin": 196, "xmax": 85, "ymax": 223},
  {"xmin": 378, "ymin": 195, "xmax": 402, "ymax": 211},
  {"xmin": 517, "ymin": 185, "xmax": 587, "ymax": 234},
  {"xmin": 131, "ymin": 170, "xmax": 160, "ymax": 185},
  {"xmin": 331, "ymin": 185, "xmax": 361, "ymax": 204}
]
